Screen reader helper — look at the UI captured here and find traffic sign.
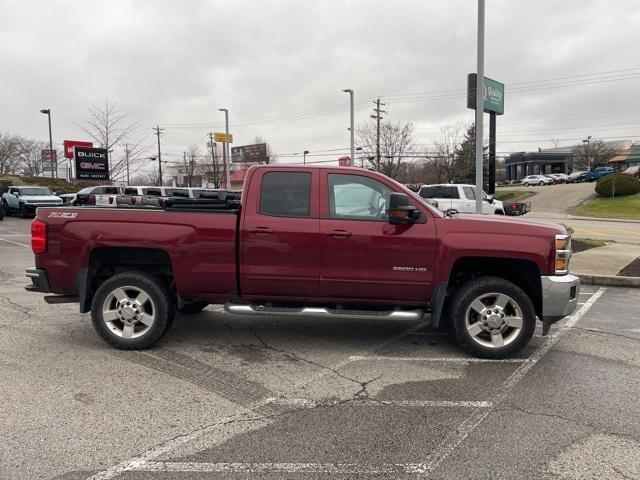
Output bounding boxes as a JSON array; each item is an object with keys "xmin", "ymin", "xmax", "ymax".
[{"xmin": 214, "ymin": 132, "xmax": 233, "ymax": 143}]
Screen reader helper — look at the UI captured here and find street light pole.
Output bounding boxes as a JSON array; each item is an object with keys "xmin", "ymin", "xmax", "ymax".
[
  {"xmin": 475, "ymin": 0, "xmax": 485, "ymax": 214},
  {"xmin": 582, "ymin": 135, "xmax": 592, "ymax": 170},
  {"xmin": 303, "ymin": 150, "xmax": 309, "ymax": 165},
  {"xmin": 40, "ymin": 109, "xmax": 55, "ymax": 178},
  {"xmin": 343, "ymin": 89, "xmax": 354, "ymax": 164},
  {"xmin": 219, "ymin": 108, "xmax": 231, "ymax": 189}
]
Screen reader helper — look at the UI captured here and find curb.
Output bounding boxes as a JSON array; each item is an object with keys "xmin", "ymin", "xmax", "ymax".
[{"xmin": 576, "ymin": 273, "xmax": 640, "ymax": 288}]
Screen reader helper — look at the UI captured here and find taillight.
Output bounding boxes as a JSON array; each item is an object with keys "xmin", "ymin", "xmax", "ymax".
[
  {"xmin": 31, "ymin": 220, "xmax": 47, "ymax": 254},
  {"xmin": 130, "ymin": 196, "xmax": 137, "ymax": 205},
  {"xmin": 87, "ymin": 194, "xmax": 96, "ymax": 205},
  {"xmin": 109, "ymin": 196, "xmax": 114, "ymax": 204},
  {"xmin": 554, "ymin": 234, "xmax": 571, "ymax": 274}
]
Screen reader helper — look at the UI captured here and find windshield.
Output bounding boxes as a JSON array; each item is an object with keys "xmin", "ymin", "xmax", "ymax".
[{"xmin": 19, "ymin": 187, "xmax": 52, "ymax": 195}]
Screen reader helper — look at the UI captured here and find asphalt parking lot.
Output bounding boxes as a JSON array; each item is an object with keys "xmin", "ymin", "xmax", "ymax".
[{"xmin": 1, "ymin": 215, "xmax": 639, "ymax": 480}]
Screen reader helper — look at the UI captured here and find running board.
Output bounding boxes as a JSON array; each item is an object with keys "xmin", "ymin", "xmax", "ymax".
[{"xmin": 224, "ymin": 303, "xmax": 424, "ymax": 321}]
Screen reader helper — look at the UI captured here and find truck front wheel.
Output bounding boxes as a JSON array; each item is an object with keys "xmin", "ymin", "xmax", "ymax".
[
  {"xmin": 450, "ymin": 276, "xmax": 535, "ymax": 359},
  {"xmin": 90, "ymin": 272, "xmax": 175, "ymax": 349}
]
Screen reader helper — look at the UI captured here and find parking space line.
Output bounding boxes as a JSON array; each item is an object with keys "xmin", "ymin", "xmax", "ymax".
[
  {"xmin": 269, "ymin": 398, "xmax": 493, "ymax": 408},
  {"xmin": 0, "ymin": 237, "xmax": 29, "ymax": 248},
  {"xmin": 87, "ymin": 319, "xmax": 431, "ymax": 480},
  {"xmin": 349, "ymin": 355, "xmax": 529, "ymax": 363},
  {"xmin": 128, "ymin": 461, "xmax": 430, "ymax": 474},
  {"xmin": 417, "ymin": 287, "xmax": 606, "ymax": 478}
]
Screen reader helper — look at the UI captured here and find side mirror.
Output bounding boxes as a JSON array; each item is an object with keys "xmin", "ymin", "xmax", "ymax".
[
  {"xmin": 485, "ymin": 195, "xmax": 494, "ymax": 203},
  {"xmin": 52, "ymin": 191, "xmax": 57, "ymax": 196},
  {"xmin": 387, "ymin": 192, "xmax": 419, "ymax": 224}
]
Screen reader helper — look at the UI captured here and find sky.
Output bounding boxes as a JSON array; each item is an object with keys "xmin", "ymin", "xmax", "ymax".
[{"xmin": 2, "ymin": 0, "xmax": 640, "ymax": 174}]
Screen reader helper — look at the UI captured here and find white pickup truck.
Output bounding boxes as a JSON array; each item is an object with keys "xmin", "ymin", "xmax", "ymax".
[{"xmin": 418, "ymin": 184, "xmax": 505, "ymax": 215}]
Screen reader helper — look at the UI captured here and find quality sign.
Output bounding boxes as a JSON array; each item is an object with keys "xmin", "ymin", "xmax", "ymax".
[
  {"xmin": 75, "ymin": 147, "xmax": 109, "ymax": 180},
  {"xmin": 467, "ymin": 73, "xmax": 504, "ymax": 115}
]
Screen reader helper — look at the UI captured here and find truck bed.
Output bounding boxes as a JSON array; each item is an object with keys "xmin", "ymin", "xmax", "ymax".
[{"xmin": 35, "ymin": 205, "xmax": 240, "ymax": 301}]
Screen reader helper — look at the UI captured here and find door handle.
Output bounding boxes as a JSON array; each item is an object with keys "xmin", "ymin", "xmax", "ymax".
[
  {"xmin": 325, "ymin": 229, "xmax": 352, "ymax": 238},
  {"xmin": 249, "ymin": 227, "xmax": 274, "ymax": 234}
]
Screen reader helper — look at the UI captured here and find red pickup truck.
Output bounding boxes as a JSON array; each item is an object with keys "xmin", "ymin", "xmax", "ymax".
[{"xmin": 25, "ymin": 165, "xmax": 579, "ymax": 358}]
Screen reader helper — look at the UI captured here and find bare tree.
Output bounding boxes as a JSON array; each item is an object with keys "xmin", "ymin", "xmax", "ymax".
[
  {"xmin": 429, "ymin": 122, "xmax": 467, "ymax": 183},
  {"xmin": 571, "ymin": 140, "xmax": 618, "ymax": 170},
  {"xmin": 130, "ymin": 169, "xmax": 161, "ymax": 186},
  {"xmin": 356, "ymin": 121, "xmax": 417, "ymax": 179},
  {"xmin": 80, "ymin": 98, "xmax": 142, "ymax": 181},
  {"xmin": 0, "ymin": 131, "xmax": 22, "ymax": 174},
  {"xmin": 172, "ymin": 145, "xmax": 200, "ymax": 187},
  {"xmin": 201, "ymin": 141, "xmax": 225, "ymax": 188},
  {"xmin": 18, "ymin": 139, "xmax": 48, "ymax": 176}
]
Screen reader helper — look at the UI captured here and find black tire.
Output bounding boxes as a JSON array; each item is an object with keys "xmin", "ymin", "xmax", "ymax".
[
  {"xmin": 2, "ymin": 199, "xmax": 11, "ymax": 216},
  {"xmin": 90, "ymin": 271, "xmax": 175, "ymax": 350},
  {"xmin": 523, "ymin": 182, "xmax": 529, "ymax": 187},
  {"xmin": 177, "ymin": 300, "xmax": 208, "ymax": 314},
  {"xmin": 449, "ymin": 276, "xmax": 535, "ymax": 359},
  {"xmin": 495, "ymin": 210, "xmax": 505, "ymax": 215}
]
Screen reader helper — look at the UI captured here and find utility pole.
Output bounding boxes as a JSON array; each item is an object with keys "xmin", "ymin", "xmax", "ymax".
[
  {"xmin": 219, "ymin": 108, "xmax": 230, "ymax": 189},
  {"xmin": 153, "ymin": 125, "xmax": 164, "ymax": 186},
  {"xmin": 371, "ymin": 98, "xmax": 385, "ymax": 171},
  {"xmin": 343, "ymin": 89, "xmax": 355, "ymax": 164},
  {"xmin": 475, "ymin": 0, "xmax": 485, "ymax": 214},
  {"xmin": 208, "ymin": 133, "xmax": 219, "ymax": 188},
  {"xmin": 124, "ymin": 144, "xmax": 130, "ymax": 185},
  {"xmin": 183, "ymin": 151, "xmax": 187, "ymax": 187}
]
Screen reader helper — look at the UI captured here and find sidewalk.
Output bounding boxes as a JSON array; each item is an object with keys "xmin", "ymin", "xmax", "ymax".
[{"xmin": 571, "ymin": 242, "xmax": 640, "ymax": 287}]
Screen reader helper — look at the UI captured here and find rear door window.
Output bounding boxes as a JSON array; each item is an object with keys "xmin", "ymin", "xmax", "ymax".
[
  {"xmin": 259, "ymin": 172, "xmax": 311, "ymax": 217},
  {"xmin": 462, "ymin": 187, "xmax": 476, "ymax": 200}
]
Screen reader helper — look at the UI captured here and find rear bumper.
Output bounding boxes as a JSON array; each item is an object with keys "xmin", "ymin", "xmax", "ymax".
[
  {"xmin": 541, "ymin": 274, "xmax": 580, "ymax": 321},
  {"xmin": 24, "ymin": 267, "xmax": 51, "ymax": 293}
]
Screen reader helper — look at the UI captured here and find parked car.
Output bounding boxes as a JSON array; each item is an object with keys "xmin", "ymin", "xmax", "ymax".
[
  {"xmin": 418, "ymin": 184, "xmax": 505, "ymax": 215},
  {"xmin": 584, "ymin": 166, "xmax": 615, "ymax": 182},
  {"xmin": 58, "ymin": 193, "xmax": 77, "ymax": 206},
  {"xmin": 521, "ymin": 175, "xmax": 554, "ymax": 187},
  {"xmin": 26, "ymin": 165, "xmax": 579, "ymax": 358},
  {"xmin": 116, "ymin": 186, "xmax": 195, "ymax": 208},
  {"xmin": 567, "ymin": 171, "xmax": 587, "ymax": 183},
  {"xmin": 75, "ymin": 186, "xmax": 123, "ymax": 206},
  {"xmin": 1, "ymin": 186, "xmax": 62, "ymax": 217},
  {"xmin": 548, "ymin": 173, "xmax": 569, "ymax": 184},
  {"xmin": 621, "ymin": 165, "xmax": 640, "ymax": 179}
]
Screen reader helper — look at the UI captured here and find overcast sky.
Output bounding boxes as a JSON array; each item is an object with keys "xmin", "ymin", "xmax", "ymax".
[{"xmin": 2, "ymin": 0, "xmax": 640, "ymax": 172}]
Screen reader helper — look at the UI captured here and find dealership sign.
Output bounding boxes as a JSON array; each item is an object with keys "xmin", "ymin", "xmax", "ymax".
[
  {"xmin": 64, "ymin": 140, "xmax": 93, "ymax": 159},
  {"xmin": 467, "ymin": 74, "xmax": 504, "ymax": 115},
  {"xmin": 231, "ymin": 143, "xmax": 268, "ymax": 164},
  {"xmin": 41, "ymin": 149, "xmax": 57, "ymax": 163},
  {"xmin": 75, "ymin": 147, "xmax": 109, "ymax": 180}
]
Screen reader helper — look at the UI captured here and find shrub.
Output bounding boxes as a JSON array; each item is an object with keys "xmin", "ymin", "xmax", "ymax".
[{"xmin": 595, "ymin": 173, "xmax": 640, "ymax": 198}]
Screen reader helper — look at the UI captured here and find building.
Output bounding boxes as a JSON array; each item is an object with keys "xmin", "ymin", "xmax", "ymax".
[{"xmin": 505, "ymin": 140, "xmax": 633, "ymax": 181}]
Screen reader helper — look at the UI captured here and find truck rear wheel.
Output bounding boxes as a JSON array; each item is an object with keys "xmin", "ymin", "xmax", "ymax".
[
  {"xmin": 450, "ymin": 276, "xmax": 535, "ymax": 359},
  {"xmin": 90, "ymin": 272, "xmax": 175, "ymax": 350}
]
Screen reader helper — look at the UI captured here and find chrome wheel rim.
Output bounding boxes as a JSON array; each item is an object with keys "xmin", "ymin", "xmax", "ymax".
[
  {"xmin": 464, "ymin": 292, "xmax": 523, "ymax": 349},
  {"xmin": 102, "ymin": 286, "xmax": 156, "ymax": 339}
]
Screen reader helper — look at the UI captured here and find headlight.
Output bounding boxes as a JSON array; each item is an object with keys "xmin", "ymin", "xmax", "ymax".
[{"xmin": 555, "ymin": 234, "xmax": 571, "ymax": 274}]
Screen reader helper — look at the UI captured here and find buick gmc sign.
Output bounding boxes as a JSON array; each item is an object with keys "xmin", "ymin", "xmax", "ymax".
[{"xmin": 75, "ymin": 147, "xmax": 109, "ymax": 180}]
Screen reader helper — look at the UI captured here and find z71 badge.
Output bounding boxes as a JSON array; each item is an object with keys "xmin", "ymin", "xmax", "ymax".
[{"xmin": 48, "ymin": 212, "xmax": 78, "ymax": 218}]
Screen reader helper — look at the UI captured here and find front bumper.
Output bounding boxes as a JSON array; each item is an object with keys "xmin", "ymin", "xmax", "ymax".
[
  {"xmin": 541, "ymin": 274, "xmax": 580, "ymax": 322},
  {"xmin": 25, "ymin": 267, "xmax": 51, "ymax": 293}
]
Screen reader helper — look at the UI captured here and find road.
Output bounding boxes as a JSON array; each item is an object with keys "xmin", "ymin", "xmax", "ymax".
[
  {"xmin": 498, "ymin": 183, "xmax": 640, "ymax": 243},
  {"xmin": 1, "ymin": 216, "xmax": 639, "ymax": 480}
]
